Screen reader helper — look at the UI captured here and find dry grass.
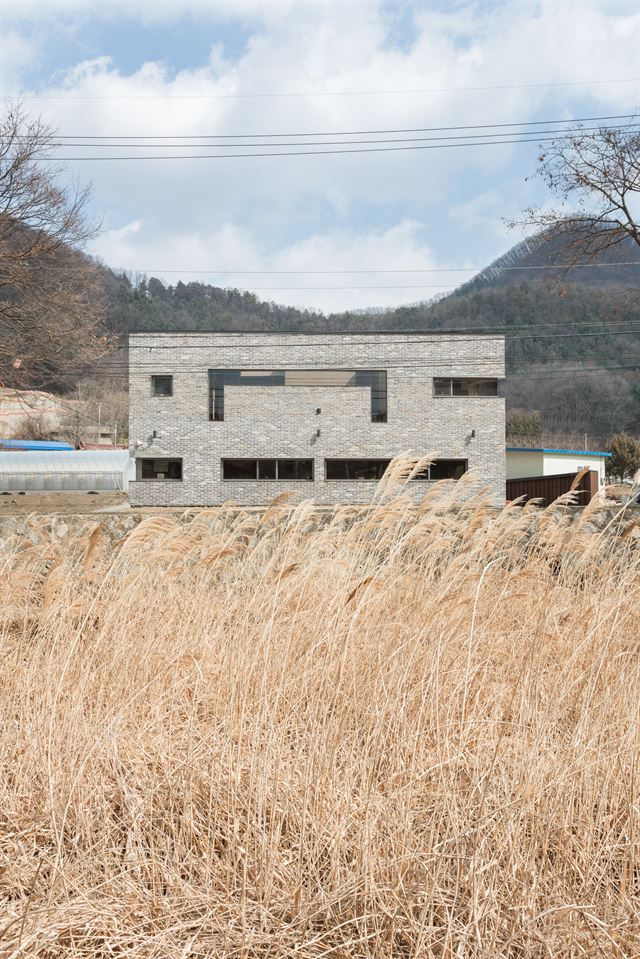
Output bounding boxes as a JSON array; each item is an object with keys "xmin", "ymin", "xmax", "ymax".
[{"xmin": 1, "ymin": 462, "xmax": 639, "ymax": 957}]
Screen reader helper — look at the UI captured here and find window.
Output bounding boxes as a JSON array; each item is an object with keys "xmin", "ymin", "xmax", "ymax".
[
  {"xmin": 325, "ymin": 458, "xmax": 467, "ymax": 481},
  {"xmin": 325, "ymin": 459, "xmax": 391, "ymax": 480},
  {"xmin": 413, "ymin": 460, "xmax": 468, "ymax": 480},
  {"xmin": 151, "ymin": 375, "xmax": 173, "ymax": 397},
  {"xmin": 433, "ymin": 378, "xmax": 499, "ymax": 397},
  {"xmin": 276, "ymin": 458, "xmax": 314, "ymax": 481},
  {"xmin": 139, "ymin": 458, "xmax": 182, "ymax": 480},
  {"xmin": 222, "ymin": 458, "xmax": 314, "ymax": 481},
  {"xmin": 221, "ymin": 458, "xmax": 257, "ymax": 481},
  {"xmin": 209, "ymin": 369, "xmax": 387, "ymax": 422}
]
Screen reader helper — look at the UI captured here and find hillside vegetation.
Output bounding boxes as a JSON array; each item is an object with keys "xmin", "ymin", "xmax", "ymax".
[{"xmin": 1, "ymin": 465, "xmax": 639, "ymax": 956}]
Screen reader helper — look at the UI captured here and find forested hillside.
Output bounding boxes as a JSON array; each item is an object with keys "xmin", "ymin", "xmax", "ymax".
[{"xmin": 97, "ymin": 230, "xmax": 640, "ymax": 439}]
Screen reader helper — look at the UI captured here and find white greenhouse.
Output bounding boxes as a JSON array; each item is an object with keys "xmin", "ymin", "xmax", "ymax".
[{"xmin": 0, "ymin": 450, "xmax": 136, "ymax": 492}]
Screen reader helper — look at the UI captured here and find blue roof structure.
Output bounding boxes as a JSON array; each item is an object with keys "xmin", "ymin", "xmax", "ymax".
[
  {"xmin": 506, "ymin": 447, "xmax": 611, "ymax": 458},
  {"xmin": 0, "ymin": 439, "xmax": 74, "ymax": 451}
]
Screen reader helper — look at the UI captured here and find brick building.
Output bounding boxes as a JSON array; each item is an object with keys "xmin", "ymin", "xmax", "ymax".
[{"xmin": 128, "ymin": 331, "xmax": 506, "ymax": 506}]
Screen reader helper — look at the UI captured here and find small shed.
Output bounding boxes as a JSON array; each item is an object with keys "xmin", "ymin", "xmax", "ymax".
[
  {"xmin": 0, "ymin": 450, "xmax": 136, "ymax": 492},
  {"xmin": 506, "ymin": 447, "xmax": 611, "ymax": 490}
]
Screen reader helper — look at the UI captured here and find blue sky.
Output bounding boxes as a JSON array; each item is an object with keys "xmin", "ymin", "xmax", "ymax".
[{"xmin": 1, "ymin": 0, "xmax": 638, "ymax": 312}]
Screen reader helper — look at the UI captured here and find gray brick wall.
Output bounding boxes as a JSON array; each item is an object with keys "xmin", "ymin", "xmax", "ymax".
[{"xmin": 128, "ymin": 332, "xmax": 506, "ymax": 506}]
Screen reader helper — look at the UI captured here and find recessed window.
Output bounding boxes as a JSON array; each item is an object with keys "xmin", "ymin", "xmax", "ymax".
[
  {"xmin": 151, "ymin": 375, "xmax": 173, "ymax": 397},
  {"xmin": 209, "ymin": 369, "xmax": 387, "ymax": 422},
  {"xmin": 433, "ymin": 378, "xmax": 499, "ymax": 397},
  {"xmin": 139, "ymin": 458, "xmax": 182, "ymax": 480},
  {"xmin": 325, "ymin": 459, "xmax": 391, "ymax": 480},
  {"xmin": 221, "ymin": 459, "xmax": 257, "ymax": 481},
  {"xmin": 222, "ymin": 458, "xmax": 314, "ymax": 481},
  {"xmin": 276, "ymin": 459, "xmax": 314, "ymax": 481},
  {"xmin": 325, "ymin": 458, "xmax": 467, "ymax": 481},
  {"xmin": 414, "ymin": 460, "xmax": 468, "ymax": 480}
]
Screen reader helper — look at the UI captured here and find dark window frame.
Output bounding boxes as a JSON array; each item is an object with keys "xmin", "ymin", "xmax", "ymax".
[
  {"xmin": 209, "ymin": 369, "xmax": 387, "ymax": 423},
  {"xmin": 221, "ymin": 458, "xmax": 315, "ymax": 481},
  {"xmin": 433, "ymin": 377, "xmax": 499, "ymax": 398},
  {"xmin": 138, "ymin": 457, "xmax": 183, "ymax": 481},
  {"xmin": 151, "ymin": 374, "xmax": 173, "ymax": 397}
]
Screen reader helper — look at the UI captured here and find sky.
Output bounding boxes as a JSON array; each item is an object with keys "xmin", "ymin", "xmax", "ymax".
[{"xmin": 1, "ymin": 0, "xmax": 639, "ymax": 313}]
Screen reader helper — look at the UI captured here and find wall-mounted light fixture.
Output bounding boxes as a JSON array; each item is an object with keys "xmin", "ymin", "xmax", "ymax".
[
  {"xmin": 316, "ymin": 407, "xmax": 321, "ymax": 415},
  {"xmin": 470, "ymin": 429, "xmax": 476, "ymax": 439},
  {"xmin": 316, "ymin": 428, "xmax": 321, "ymax": 438}
]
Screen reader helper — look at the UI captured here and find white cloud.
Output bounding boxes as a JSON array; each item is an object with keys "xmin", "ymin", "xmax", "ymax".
[
  {"xmin": 4, "ymin": 0, "xmax": 639, "ymax": 310},
  {"xmin": 2, "ymin": 0, "xmax": 291, "ymax": 26},
  {"xmin": 0, "ymin": 29, "xmax": 40, "ymax": 89},
  {"xmin": 92, "ymin": 218, "xmax": 459, "ymax": 313}
]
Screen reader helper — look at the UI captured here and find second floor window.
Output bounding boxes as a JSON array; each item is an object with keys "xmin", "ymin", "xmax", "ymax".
[{"xmin": 433, "ymin": 378, "xmax": 499, "ymax": 397}]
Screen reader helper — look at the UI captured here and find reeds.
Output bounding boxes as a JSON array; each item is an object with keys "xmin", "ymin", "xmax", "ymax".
[{"xmin": 1, "ymin": 466, "xmax": 639, "ymax": 957}]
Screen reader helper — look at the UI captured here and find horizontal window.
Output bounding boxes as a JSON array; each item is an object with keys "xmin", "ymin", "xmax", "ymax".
[
  {"xmin": 325, "ymin": 459, "xmax": 391, "ymax": 481},
  {"xmin": 209, "ymin": 369, "xmax": 386, "ymax": 423},
  {"xmin": 433, "ymin": 378, "xmax": 499, "ymax": 397},
  {"xmin": 139, "ymin": 458, "xmax": 182, "ymax": 480},
  {"xmin": 325, "ymin": 459, "xmax": 468, "ymax": 481},
  {"xmin": 222, "ymin": 458, "xmax": 314, "ymax": 481},
  {"xmin": 414, "ymin": 459, "xmax": 468, "ymax": 480},
  {"xmin": 151, "ymin": 374, "xmax": 173, "ymax": 397}
]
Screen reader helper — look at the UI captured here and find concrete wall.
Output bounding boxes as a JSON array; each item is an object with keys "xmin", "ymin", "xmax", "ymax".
[
  {"xmin": 128, "ymin": 332, "xmax": 506, "ymax": 506},
  {"xmin": 542, "ymin": 452, "xmax": 608, "ymax": 489},
  {"xmin": 505, "ymin": 450, "xmax": 544, "ymax": 481}
]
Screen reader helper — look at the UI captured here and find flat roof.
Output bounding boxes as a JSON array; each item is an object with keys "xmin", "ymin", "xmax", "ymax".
[
  {"xmin": 506, "ymin": 447, "xmax": 611, "ymax": 458},
  {"xmin": 128, "ymin": 330, "xmax": 504, "ymax": 338}
]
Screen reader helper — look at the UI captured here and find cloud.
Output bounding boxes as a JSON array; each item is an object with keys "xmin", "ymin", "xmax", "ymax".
[
  {"xmin": 0, "ymin": 30, "xmax": 40, "ymax": 88},
  {"xmin": 4, "ymin": 0, "xmax": 639, "ymax": 310},
  {"xmin": 92, "ymin": 219, "xmax": 460, "ymax": 313},
  {"xmin": 2, "ymin": 0, "xmax": 291, "ymax": 26}
]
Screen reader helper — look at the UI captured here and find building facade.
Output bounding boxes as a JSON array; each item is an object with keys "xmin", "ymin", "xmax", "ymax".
[{"xmin": 128, "ymin": 331, "xmax": 506, "ymax": 506}]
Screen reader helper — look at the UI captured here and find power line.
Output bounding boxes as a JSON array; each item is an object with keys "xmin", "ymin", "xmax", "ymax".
[
  {"xmin": 87, "ymin": 317, "xmax": 640, "ymax": 355},
  {"xmin": 116, "ymin": 326, "xmax": 640, "ymax": 351},
  {"xmin": 6, "ymin": 77, "xmax": 638, "ymax": 101},
  {"xmin": 78, "ymin": 363, "xmax": 640, "ymax": 383},
  {"xmin": 42, "ymin": 113, "xmax": 638, "ymax": 139},
  {"xmin": 41, "ymin": 132, "xmax": 633, "ymax": 161},
  {"xmin": 42, "ymin": 123, "xmax": 640, "ymax": 152},
  {"xmin": 72, "ymin": 282, "xmax": 616, "ymax": 290},
  {"xmin": 117, "ymin": 318, "xmax": 640, "ymax": 340},
  {"xmin": 33, "ymin": 260, "xmax": 640, "ymax": 275}
]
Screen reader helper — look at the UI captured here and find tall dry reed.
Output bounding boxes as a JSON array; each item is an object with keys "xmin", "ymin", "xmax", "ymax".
[{"xmin": 1, "ymin": 467, "xmax": 639, "ymax": 957}]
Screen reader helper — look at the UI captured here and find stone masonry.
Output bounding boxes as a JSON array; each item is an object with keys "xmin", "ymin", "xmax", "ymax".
[{"xmin": 128, "ymin": 331, "xmax": 506, "ymax": 506}]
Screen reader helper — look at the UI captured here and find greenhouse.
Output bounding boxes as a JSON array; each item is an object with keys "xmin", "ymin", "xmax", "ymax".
[{"xmin": 0, "ymin": 449, "xmax": 135, "ymax": 492}]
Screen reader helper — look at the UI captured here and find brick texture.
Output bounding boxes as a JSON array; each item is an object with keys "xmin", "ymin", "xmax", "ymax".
[{"xmin": 128, "ymin": 332, "xmax": 506, "ymax": 506}]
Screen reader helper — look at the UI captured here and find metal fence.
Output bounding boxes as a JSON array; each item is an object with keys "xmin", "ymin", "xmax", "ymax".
[{"xmin": 506, "ymin": 470, "xmax": 599, "ymax": 507}]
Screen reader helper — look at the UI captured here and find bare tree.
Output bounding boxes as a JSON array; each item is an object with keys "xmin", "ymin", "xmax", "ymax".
[
  {"xmin": 518, "ymin": 123, "xmax": 640, "ymax": 261},
  {"xmin": 0, "ymin": 103, "xmax": 110, "ymax": 390}
]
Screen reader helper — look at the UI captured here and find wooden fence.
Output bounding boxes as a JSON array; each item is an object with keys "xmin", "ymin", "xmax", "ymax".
[{"xmin": 506, "ymin": 470, "xmax": 599, "ymax": 507}]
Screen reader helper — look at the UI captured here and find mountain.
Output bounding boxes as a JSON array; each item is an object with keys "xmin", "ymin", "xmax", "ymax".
[{"xmin": 459, "ymin": 231, "xmax": 640, "ymax": 292}]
